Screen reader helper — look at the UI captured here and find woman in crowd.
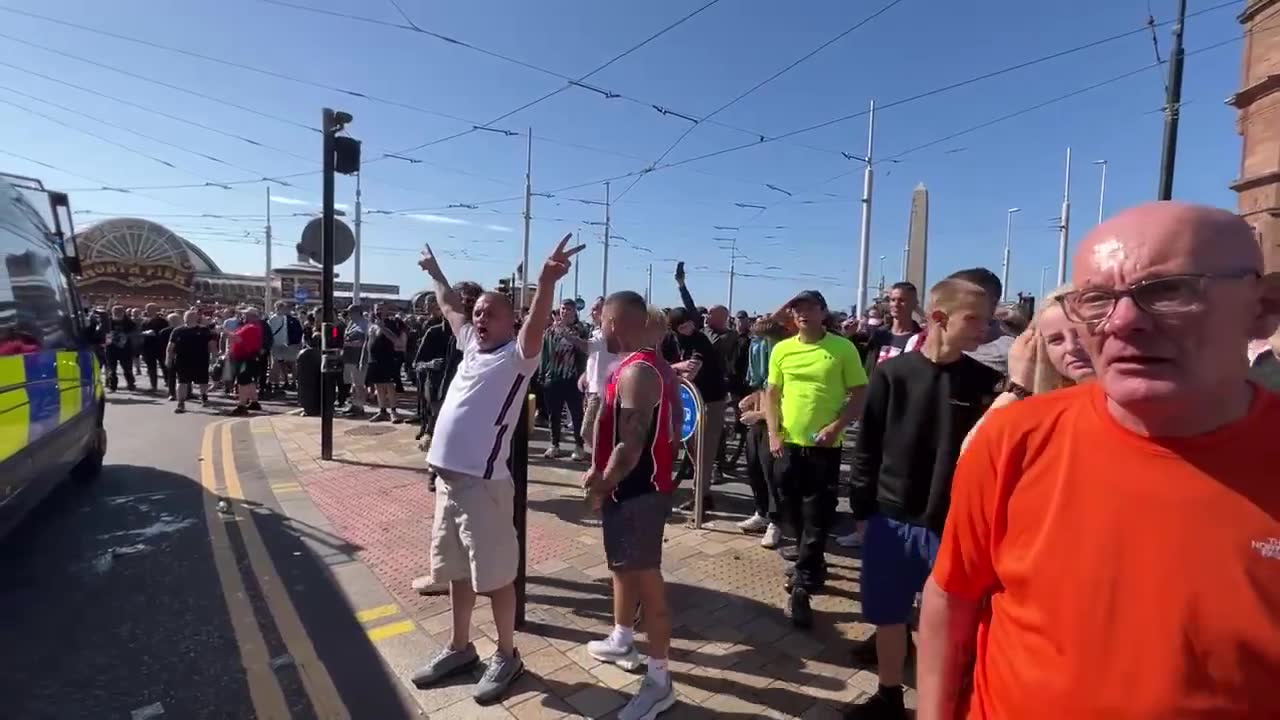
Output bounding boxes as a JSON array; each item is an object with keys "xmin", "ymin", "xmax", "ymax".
[{"xmin": 735, "ymin": 317, "xmax": 792, "ymax": 549}]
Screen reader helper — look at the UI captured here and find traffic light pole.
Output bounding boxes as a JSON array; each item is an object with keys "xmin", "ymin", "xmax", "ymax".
[{"xmin": 320, "ymin": 108, "xmax": 337, "ymax": 461}]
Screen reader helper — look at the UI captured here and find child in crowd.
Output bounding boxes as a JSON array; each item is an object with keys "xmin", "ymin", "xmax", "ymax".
[{"xmin": 844, "ymin": 279, "xmax": 1003, "ymax": 720}]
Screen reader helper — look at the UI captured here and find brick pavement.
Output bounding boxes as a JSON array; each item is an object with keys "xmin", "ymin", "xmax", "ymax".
[{"xmin": 255, "ymin": 413, "xmax": 906, "ymax": 718}]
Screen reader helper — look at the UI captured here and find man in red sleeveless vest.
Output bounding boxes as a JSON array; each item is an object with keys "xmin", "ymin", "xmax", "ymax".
[{"xmin": 584, "ymin": 290, "xmax": 679, "ymax": 720}]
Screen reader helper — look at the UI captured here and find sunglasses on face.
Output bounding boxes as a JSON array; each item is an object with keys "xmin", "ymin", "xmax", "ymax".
[{"xmin": 1061, "ymin": 271, "xmax": 1259, "ymax": 324}]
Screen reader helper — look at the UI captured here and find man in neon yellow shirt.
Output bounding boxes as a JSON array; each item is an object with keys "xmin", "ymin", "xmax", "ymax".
[{"xmin": 765, "ymin": 290, "xmax": 869, "ymax": 628}]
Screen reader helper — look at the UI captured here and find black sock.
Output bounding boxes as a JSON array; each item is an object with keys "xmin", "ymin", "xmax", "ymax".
[{"xmin": 877, "ymin": 684, "xmax": 904, "ymax": 704}]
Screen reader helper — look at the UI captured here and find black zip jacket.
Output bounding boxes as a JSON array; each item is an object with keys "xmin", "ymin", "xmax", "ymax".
[{"xmin": 849, "ymin": 351, "xmax": 1001, "ymax": 533}]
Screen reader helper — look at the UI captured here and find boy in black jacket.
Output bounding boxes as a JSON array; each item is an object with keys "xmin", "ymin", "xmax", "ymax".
[{"xmin": 844, "ymin": 279, "xmax": 1001, "ymax": 720}]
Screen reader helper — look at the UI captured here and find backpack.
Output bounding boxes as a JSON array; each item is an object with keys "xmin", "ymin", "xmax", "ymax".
[{"xmin": 286, "ymin": 315, "xmax": 304, "ymax": 345}]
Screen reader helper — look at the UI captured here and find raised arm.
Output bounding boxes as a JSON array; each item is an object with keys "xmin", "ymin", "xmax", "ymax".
[
  {"xmin": 417, "ymin": 244, "xmax": 468, "ymax": 337},
  {"xmin": 518, "ymin": 234, "xmax": 585, "ymax": 360},
  {"xmin": 673, "ymin": 262, "xmax": 702, "ymax": 329}
]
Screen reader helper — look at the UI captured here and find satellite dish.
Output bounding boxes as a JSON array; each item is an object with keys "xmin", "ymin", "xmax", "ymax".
[{"xmin": 298, "ymin": 217, "xmax": 355, "ymax": 265}]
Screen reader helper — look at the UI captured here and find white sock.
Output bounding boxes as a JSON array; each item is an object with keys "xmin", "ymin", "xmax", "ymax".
[
  {"xmin": 610, "ymin": 624, "xmax": 634, "ymax": 647},
  {"xmin": 648, "ymin": 656, "xmax": 669, "ymax": 684}
]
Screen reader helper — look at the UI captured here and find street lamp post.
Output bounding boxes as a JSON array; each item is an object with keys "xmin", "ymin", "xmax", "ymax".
[
  {"xmin": 1040, "ymin": 265, "xmax": 1049, "ymax": 298},
  {"xmin": 1001, "ymin": 208, "xmax": 1021, "ymax": 302},
  {"xmin": 878, "ymin": 255, "xmax": 886, "ymax": 294},
  {"xmin": 1093, "ymin": 159, "xmax": 1107, "ymax": 225}
]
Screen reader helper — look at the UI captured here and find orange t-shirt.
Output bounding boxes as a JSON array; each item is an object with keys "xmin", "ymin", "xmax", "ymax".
[{"xmin": 932, "ymin": 383, "xmax": 1280, "ymax": 720}]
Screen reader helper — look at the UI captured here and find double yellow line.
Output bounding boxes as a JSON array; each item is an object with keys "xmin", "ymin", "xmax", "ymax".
[{"xmin": 200, "ymin": 420, "xmax": 350, "ymax": 720}]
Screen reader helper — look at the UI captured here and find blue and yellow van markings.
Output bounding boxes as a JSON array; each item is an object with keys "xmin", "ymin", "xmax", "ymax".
[{"xmin": 0, "ymin": 349, "xmax": 102, "ymax": 464}]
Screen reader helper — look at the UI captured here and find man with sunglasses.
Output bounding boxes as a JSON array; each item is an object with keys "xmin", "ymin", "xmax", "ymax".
[{"xmin": 917, "ymin": 201, "xmax": 1280, "ymax": 720}]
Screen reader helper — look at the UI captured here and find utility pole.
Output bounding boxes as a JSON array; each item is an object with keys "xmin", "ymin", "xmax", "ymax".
[
  {"xmin": 1040, "ymin": 265, "xmax": 1048, "ymax": 298},
  {"xmin": 727, "ymin": 241, "xmax": 736, "ymax": 315},
  {"xmin": 1001, "ymin": 207, "xmax": 1020, "ymax": 302},
  {"xmin": 1157, "ymin": 0, "xmax": 1187, "ymax": 200},
  {"xmin": 855, "ymin": 99, "xmax": 876, "ymax": 315},
  {"xmin": 352, "ymin": 172, "xmax": 362, "ymax": 307},
  {"xmin": 520, "ymin": 128, "xmax": 533, "ymax": 313},
  {"xmin": 1057, "ymin": 147, "xmax": 1072, "ymax": 286},
  {"xmin": 264, "ymin": 186, "xmax": 272, "ymax": 311},
  {"xmin": 878, "ymin": 255, "xmax": 886, "ymax": 294},
  {"xmin": 900, "ymin": 245, "xmax": 908, "ymax": 283},
  {"xmin": 646, "ymin": 263, "xmax": 652, "ymax": 303},
  {"xmin": 318, "ymin": 108, "xmax": 348, "ymax": 461},
  {"xmin": 602, "ymin": 181, "xmax": 611, "ymax": 297},
  {"xmin": 1093, "ymin": 159, "xmax": 1108, "ymax": 225},
  {"xmin": 572, "ymin": 230, "xmax": 580, "ymax": 301}
]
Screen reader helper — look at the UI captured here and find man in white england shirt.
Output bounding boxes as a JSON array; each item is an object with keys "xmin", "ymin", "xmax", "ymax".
[
  {"xmin": 579, "ymin": 296, "xmax": 617, "ymax": 453},
  {"xmin": 410, "ymin": 234, "xmax": 583, "ymax": 705}
]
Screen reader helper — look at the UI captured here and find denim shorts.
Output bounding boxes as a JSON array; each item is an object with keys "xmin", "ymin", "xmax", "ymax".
[{"xmin": 859, "ymin": 514, "xmax": 940, "ymax": 626}]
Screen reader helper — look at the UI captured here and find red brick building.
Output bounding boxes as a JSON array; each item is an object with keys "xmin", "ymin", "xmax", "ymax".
[{"xmin": 1231, "ymin": 0, "xmax": 1280, "ymax": 271}]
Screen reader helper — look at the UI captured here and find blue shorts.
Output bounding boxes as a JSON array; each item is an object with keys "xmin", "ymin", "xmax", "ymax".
[{"xmin": 860, "ymin": 514, "xmax": 940, "ymax": 626}]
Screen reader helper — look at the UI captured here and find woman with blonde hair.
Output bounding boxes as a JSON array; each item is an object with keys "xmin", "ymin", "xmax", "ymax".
[{"xmin": 963, "ymin": 284, "xmax": 1094, "ymax": 448}]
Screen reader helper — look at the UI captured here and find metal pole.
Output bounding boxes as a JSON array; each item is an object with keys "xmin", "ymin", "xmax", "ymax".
[
  {"xmin": 1039, "ymin": 265, "xmax": 1048, "ymax": 298},
  {"xmin": 645, "ymin": 264, "xmax": 652, "ymax": 303},
  {"xmin": 602, "ymin": 182, "xmax": 611, "ymax": 297},
  {"xmin": 320, "ymin": 108, "xmax": 337, "ymax": 461},
  {"xmin": 855, "ymin": 99, "xmax": 875, "ymax": 315},
  {"xmin": 1095, "ymin": 160, "xmax": 1107, "ymax": 225},
  {"xmin": 512, "ymin": 391, "xmax": 530, "ymax": 628},
  {"xmin": 264, "ymin": 186, "xmax": 272, "ymax": 311},
  {"xmin": 727, "ymin": 243, "xmax": 736, "ymax": 315},
  {"xmin": 520, "ymin": 129, "xmax": 532, "ymax": 313},
  {"xmin": 1001, "ymin": 210, "xmax": 1015, "ymax": 303},
  {"xmin": 900, "ymin": 245, "xmax": 908, "ymax": 283},
  {"xmin": 684, "ymin": 379, "xmax": 708, "ymax": 530},
  {"xmin": 1157, "ymin": 0, "xmax": 1187, "ymax": 201},
  {"xmin": 353, "ymin": 172, "xmax": 362, "ymax": 307},
  {"xmin": 573, "ymin": 230, "xmax": 580, "ymax": 300},
  {"xmin": 1058, "ymin": 147, "xmax": 1072, "ymax": 286}
]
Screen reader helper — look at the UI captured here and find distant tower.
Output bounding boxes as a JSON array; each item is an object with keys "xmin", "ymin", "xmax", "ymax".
[
  {"xmin": 906, "ymin": 182, "xmax": 929, "ymax": 291},
  {"xmin": 1229, "ymin": 0, "xmax": 1280, "ymax": 271}
]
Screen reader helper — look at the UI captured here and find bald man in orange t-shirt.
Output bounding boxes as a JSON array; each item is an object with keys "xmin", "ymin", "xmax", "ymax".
[{"xmin": 918, "ymin": 202, "xmax": 1280, "ymax": 720}]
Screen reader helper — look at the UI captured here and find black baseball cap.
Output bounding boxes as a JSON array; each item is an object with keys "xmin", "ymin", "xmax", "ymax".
[
  {"xmin": 786, "ymin": 290, "xmax": 828, "ymax": 310},
  {"xmin": 735, "ymin": 310, "xmax": 750, "ymax": 319}
]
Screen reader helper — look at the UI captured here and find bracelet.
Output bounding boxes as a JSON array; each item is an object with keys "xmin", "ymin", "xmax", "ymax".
[{"xmin": 1007, "ymin": 382, "xmax": 1032, "ymax": 400}]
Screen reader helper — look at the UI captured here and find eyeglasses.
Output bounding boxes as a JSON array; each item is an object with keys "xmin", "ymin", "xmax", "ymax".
[{"xmin": 1059, "ymin": 271, "xmax": 1259, "ymax": 324}]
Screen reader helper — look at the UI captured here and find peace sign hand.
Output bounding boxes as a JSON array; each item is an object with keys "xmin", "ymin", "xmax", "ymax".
[{"xmin": 539, "ymin": 233, "xmax": 586, "ymax": 284}]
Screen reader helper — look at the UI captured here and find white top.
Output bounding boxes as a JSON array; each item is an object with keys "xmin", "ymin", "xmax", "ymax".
[
  {"xmin": 584, "ymin": 330, "xmax": 617, "ymax": 394},
  {"xmin": 267, "ymin": 314, "xmax": 290, "ymax": 346},
  {"xmin": 427, "ymin": 324, "xmax": 538, "ymax": 481}
]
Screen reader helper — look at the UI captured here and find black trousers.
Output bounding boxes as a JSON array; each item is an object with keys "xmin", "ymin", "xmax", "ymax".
[
  {"xmin": 143, "ymin": 348, "xmax": 164, "ymax": 389},
  {"xmin": 776, "ymin": 443, "xmax": 841, "ymax": 588},
  {"xmin": 104, "ymin": 346, "xmax": 134, "ymax": 389},
  {"xmin": 543, "ymin": 377, "xmax": 584, "ymax": 447},
  {"xmin": 744, "ymin": 423, "xmax": 781, "ymax": 521}
]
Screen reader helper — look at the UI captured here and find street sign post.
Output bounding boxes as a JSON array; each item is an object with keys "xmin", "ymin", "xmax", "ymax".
[
  {"xmin": 678, "ymin": 379, "xmax": 707, "ymax": 529},
  {"xmin": 575, "ymin": 297, "xmax": 586, "ymax": 312}
]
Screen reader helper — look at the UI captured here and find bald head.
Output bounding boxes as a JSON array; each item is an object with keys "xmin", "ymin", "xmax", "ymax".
[{"xmin": 1073, "ymin": 201, "xmax": 1261, "ymax": 286}]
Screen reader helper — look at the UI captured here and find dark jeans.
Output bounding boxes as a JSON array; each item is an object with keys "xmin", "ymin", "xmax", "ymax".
[
  {"xmin": 744, "ymin": 423, "xmax": 781, "ymax": 521},
  {"xmin": 776, "ymin": 443, "xmax": 841, "ymax": 588},
  {"xmin": 143, "ymin": 349, "xmax": 164, "ymax": 390},
  {"xmin": 104, "ymin": 346, "xmax": 134, "ymax": 389},
  {"xmin": 544, "ymin": 377, "xmax": 584, "ymax": 448}
]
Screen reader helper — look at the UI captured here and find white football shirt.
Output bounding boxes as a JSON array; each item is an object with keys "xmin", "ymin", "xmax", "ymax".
[
  {"xmin": 427, "ymin": 324, "xmax": 537, "ymax": 481},
  {"xmin": 584, "ymin": 329, "xmax": 618, "ymax": 394}
]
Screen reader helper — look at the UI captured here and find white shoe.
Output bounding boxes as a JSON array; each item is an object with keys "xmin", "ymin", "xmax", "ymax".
[
  {"xmin": 761, "ymin": 523, "xmax": 782, "ymax": 549},
  {"xmin": 737, "ymin": 513, "xmax": 770, "ymax": 533},
  {"xmin": 544, "ymin": 446, "xmax": 566, "ymax": 459},
  {"xmin": 571, "ymin": 447, "xmax": 589, "ymax": 462},
  {"xmin": 618, "ymin": 673, "xmax": 676, "ymax": 720},
  {"xmin": 586, "ymin": 636, "xmax": 644, "ymax": 671},
  {"xmin": 836, "ymin": 531, "xmax": 863, "ymax": 548},
  {"xmin": 411, "ymin": 576, "xmax": 449, "ymax": 596}
]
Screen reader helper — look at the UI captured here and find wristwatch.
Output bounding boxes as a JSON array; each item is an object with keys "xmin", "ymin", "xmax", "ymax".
[{"xmin": 1007, "ymin": 382, "xmax": 1032, "ymax": 400}]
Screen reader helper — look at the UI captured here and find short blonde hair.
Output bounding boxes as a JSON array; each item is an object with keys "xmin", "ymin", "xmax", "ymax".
[
  {"xmin": 927, "ymin": 278, "xmax": 989, "ymax": 315},
  {"xmin": 645, "ymin": 305, "xmax": 668, "ymax": 346}
]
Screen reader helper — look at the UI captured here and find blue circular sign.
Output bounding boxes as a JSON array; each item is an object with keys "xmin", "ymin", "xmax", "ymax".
[
  {"xmin": 294, "ymin": 286, "xmax": 309, "ymax": 302},
  {"xmin": 678, "ymin": 383, "xmax": 698, "ymax": 442}
]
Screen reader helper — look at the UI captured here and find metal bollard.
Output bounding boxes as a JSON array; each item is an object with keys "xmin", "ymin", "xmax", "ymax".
[{"xmin": 678, "ymin": 379, "xmax": 708, "ymax": 530}]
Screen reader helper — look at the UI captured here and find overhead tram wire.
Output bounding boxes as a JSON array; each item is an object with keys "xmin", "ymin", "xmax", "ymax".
[
  {"xmin": 0, "ymin": 0, "xmax": 1237, "ymax": 174},
  {"xmin": 611, "ymin": 0, "xmax": 909, "ymax": 203},
  {"xmin": 390, "ymin": 0, "xmax": 726, "ymax": 156}
]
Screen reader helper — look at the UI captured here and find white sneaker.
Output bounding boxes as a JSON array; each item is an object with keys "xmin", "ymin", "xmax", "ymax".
[
  {"xmin": 760, "ymin": 523, "xmax": 782, "ymax": 549},
  {"xmin": 544, "ymin": 446, "xmax": 566, "ymax": 459},
  {"xmin": 411, "ymin": 576, "xmax": 449, "ymax": 596},
  {"xmin": 618, "ymin": 672, "xmax": 676, "ymax": 720},
  {"xmin": 737, "ymin": 513, "xmax": 770, "ymax": 533},
  {"xmin": 836, "ymin": 531, "xmax": 863, "ymax": 548},
  {"xmin": 586, "ymin": 636, "xmax": 644, "ymax": 671},
  {"xmin": 571, "ymin": 447, "xmax": 589, "ymax": 462}
]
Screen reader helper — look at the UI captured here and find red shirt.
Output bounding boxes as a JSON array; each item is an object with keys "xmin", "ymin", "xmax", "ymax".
[
  {"xmin": 229, "ymin": 321, "xmax": 262, "ymax": 361},
  {"xmin": 593, "ymin": 347, "xmax": 676, "ymax": 501}
]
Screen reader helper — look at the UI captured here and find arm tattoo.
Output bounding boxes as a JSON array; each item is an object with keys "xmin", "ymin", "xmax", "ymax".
[{"xmin": 602, "ymin": 364, "xmax": 661, "ymax": 489}]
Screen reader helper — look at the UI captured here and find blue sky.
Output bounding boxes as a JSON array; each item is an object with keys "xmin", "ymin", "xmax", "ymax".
[{"xmin": 0, "ymin": 0, "xmax": 1253, "ymax": 312}]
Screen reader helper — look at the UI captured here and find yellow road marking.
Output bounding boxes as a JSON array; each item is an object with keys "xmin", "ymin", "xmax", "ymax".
[
  {"xmin": 355, "ymin": 604, "xmax": 400, "ymax": 624},
  {"xmin": 199, "ymin": 421, "xmax": 291, "ymax": 720},
  {"xmin": 221, "ymin": 422, "xmax": 351, "ymax": 720},
  {"xmin": 365, "ymin": 620, "xmax": 416, "ymax": 642},
  {"xmin": 269, "ymin": 482, "xmax": 302, "ymax": 493}
]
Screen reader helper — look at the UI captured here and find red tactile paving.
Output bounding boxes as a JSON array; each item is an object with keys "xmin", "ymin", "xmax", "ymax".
[{"xmin": 295, "ymin": 466, "xmax": 583, "ymax": 618}]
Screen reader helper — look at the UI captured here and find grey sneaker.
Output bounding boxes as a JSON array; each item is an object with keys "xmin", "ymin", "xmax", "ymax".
[
  {"xmin": 587, "ymin": 636, "xmax": 644, "ymax": 671},
  {"xmin": 618, "ymin": 673, "xmax": 676, "ymax": 720},
  {"xmin": 410, "ymin": 643, "xmax": 478, "ymax": 688},
  {"xmin": 473, "ymin": 649, "xmax": 523, "ymax": 705}
]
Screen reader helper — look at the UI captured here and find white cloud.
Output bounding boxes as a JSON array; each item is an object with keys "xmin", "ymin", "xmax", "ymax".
[
  {"xmin": 335, "ymin": 203, "xmax": 349, "ymax": 210},
  {"xmin": 484, "ymin": 224, "xmax": 514, "ymax": 233},
  {"xmin": 270, "ymin": 195, "xmax": 312, "ymax": 206},
  {"xmin": 407, "ymin": 214, "xmax": 470, "ymax": 226}
]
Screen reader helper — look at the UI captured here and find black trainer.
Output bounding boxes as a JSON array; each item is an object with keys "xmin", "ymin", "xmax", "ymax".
[
  {"xmin": 789, "ymin": 587, "xmax": 813, "ymax": 629},
  {"xmin": 843, "ymin": 686, "xmax": 906, "ymax": 720}
]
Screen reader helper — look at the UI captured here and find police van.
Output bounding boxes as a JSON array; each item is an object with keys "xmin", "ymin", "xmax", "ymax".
[{"xmin": 0, "ymin": 173, "xmax": 107, "ymax": 539}]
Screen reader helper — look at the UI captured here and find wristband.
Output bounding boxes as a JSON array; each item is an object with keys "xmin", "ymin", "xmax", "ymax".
[{"xmin": 1007, "ymin": 382, "xmax": 1032, "ymax": 400}]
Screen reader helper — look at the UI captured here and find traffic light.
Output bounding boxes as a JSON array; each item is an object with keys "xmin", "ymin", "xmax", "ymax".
[{"xmin": 497, "ymin": 277, "xmax": 511, "ymax": 298}]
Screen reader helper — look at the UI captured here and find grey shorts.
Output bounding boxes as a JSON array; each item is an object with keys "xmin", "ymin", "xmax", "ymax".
[{"xmin": 601, "ymin": 492, "xmax": 672, "ymax": 571}]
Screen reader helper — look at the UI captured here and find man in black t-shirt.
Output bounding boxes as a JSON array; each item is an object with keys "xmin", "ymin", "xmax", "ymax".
[
  {"xmin": 140, "ymin": 303, "xmax": 170, "ymax": 393},
  {"xmin": 104, "ymin": 305, "xmax": 138, "ymax": 392},
  {"xmin": 157, "ymin": 313, "xmax": 181, "ymax": 400},
  {"xmin": 167, "ymin": 309, "xmax": 216, "ymax": 413}
]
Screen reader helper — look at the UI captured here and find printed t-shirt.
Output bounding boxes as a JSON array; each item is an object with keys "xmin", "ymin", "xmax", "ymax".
[
  {"xmin": 766, "ymin": 331, "xmax": 867, "ymax": 446},
  {"xmin": 933, "ymin": 383, "xmax": 1280, "ymax": 719}
]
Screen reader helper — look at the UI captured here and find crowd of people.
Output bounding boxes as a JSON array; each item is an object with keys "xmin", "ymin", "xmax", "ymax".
[{"xmin": 404, "ymin": 201, "xmax": 1280, "ymax": 720}]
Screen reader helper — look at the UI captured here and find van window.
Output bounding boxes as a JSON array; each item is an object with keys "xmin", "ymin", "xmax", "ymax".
[{"xmin": 0, "ymin": 193, "xmax": 77, "ymax": 356}]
